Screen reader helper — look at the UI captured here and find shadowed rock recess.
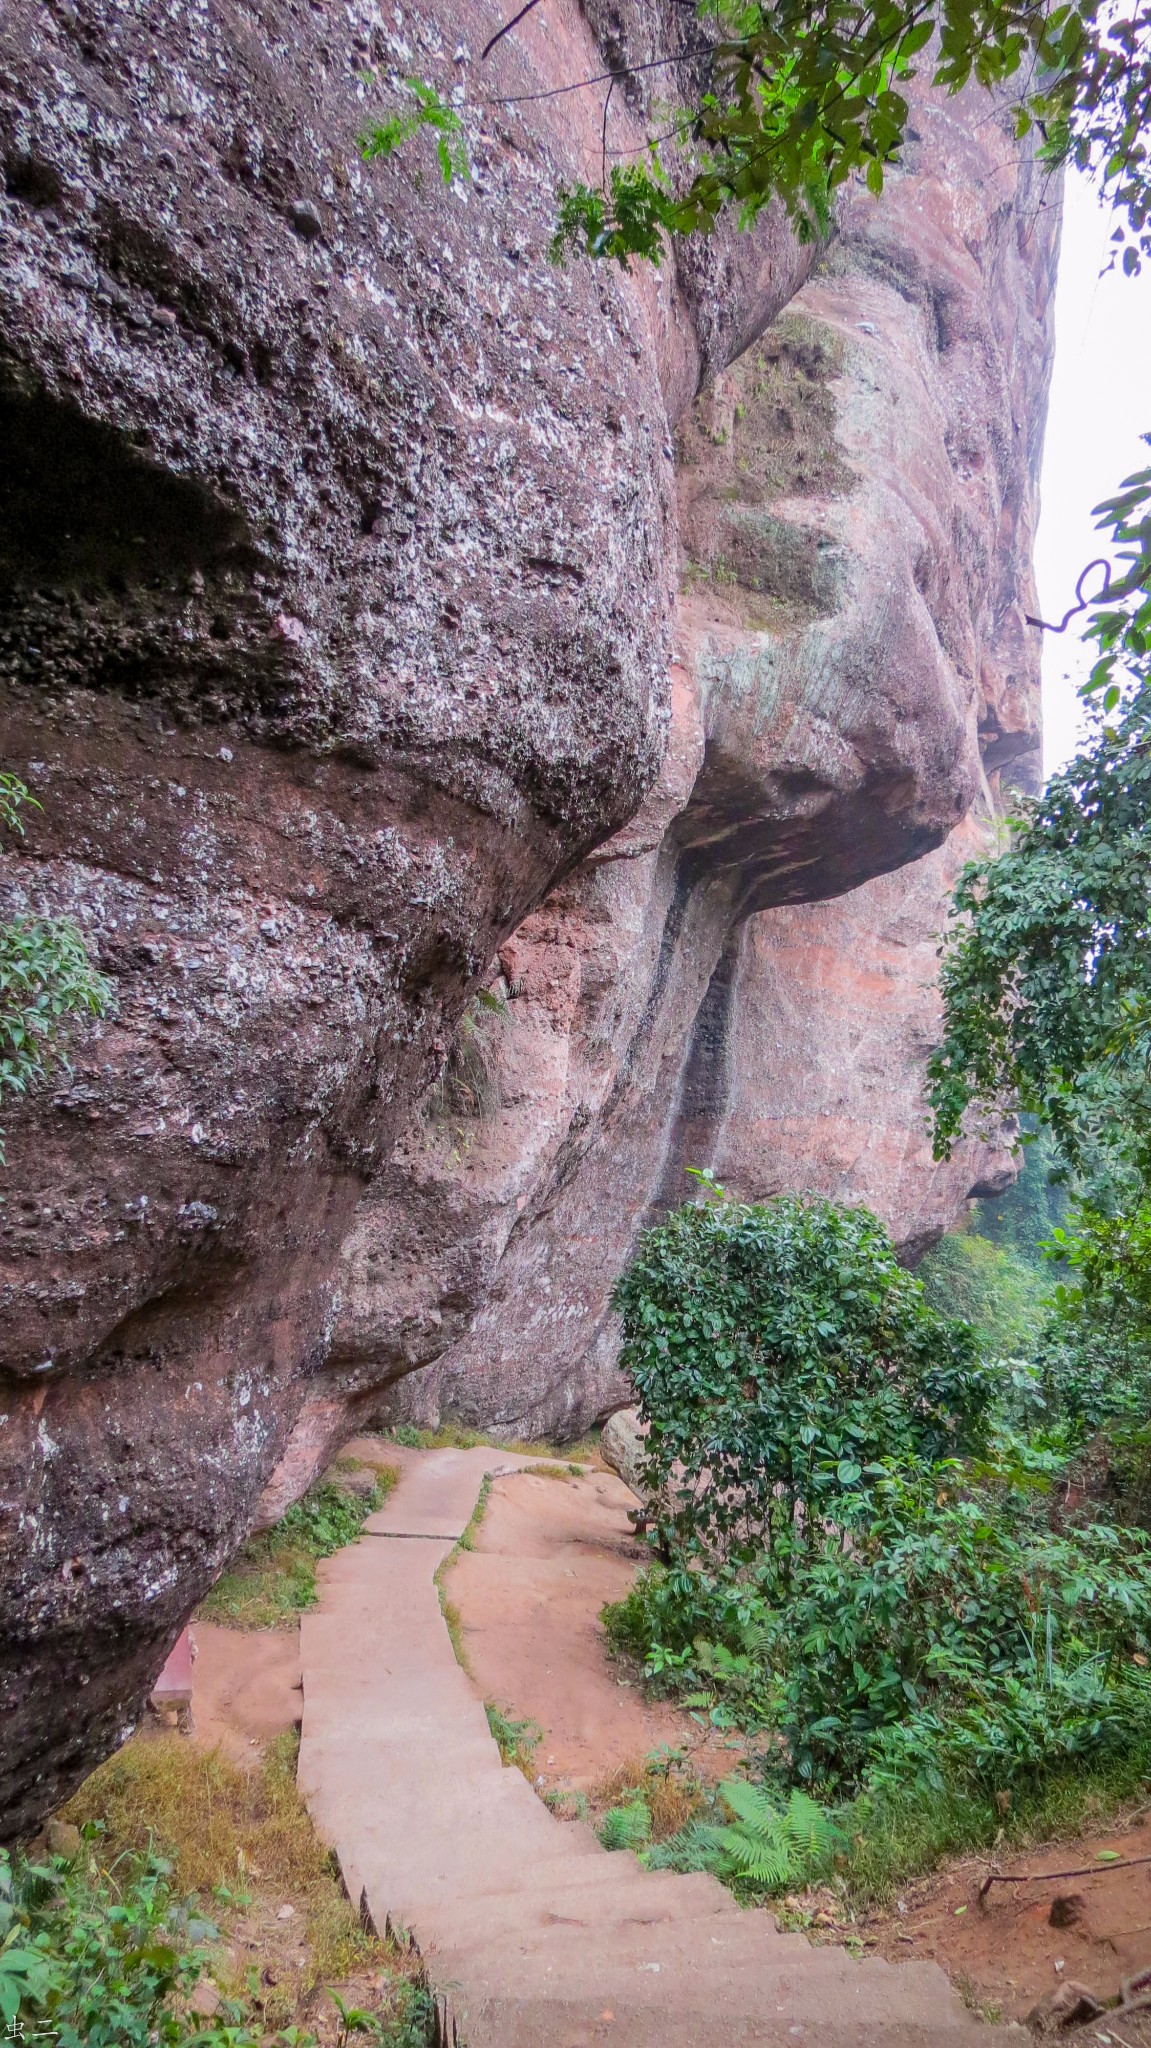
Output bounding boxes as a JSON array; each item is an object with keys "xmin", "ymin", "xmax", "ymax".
[{"xmin": 0, "ymin": 0, "xmax": 1054, "ymax": 1834}]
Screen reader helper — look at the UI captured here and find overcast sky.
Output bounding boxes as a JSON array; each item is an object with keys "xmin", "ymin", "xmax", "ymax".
[{"xmin": 1035, "ymin": 169, "xmax": 1151, "ymax": 775}]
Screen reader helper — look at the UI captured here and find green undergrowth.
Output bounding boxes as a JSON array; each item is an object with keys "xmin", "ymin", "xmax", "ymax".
[
  {"xmin": 24, "ymin": 1732, "xmax": 433, "ymax": 2046},
  {"xmin": 199, "ymin": 1463, "xmax": 397, "ymax": 1630},
  {"xmin": 484, "ymin": 1704, "xmax": 541, "ymax": 1778},
  {"xmin": 602, "ymin": 1186, "xmax": 1151, "ymax": 1909},
  {"xmin": 835, "ymin": 1739, "xmax": 1151, "ymax": 1905},
  {"xmin": 593, "ymin": 1741, "xmax": 1151, "ymax": 1909}
]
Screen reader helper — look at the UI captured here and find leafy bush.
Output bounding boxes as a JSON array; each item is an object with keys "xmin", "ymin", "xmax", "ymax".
[
  {"xmin": 2, "ymin": 1836, "xmax": 259, "ymax": 2047},
  {"xmin": 609, "ymin": 1450, "xmax": 1151, "ymax": 1793},
  {"xmin": 607, "ymin": 1188, "xmax": 1151, "ymax": 1860},
  {"xmin": 613, "ymin": 1188, "xmax": 991, "ymax": 1568},
  {"xmin": 1, "ymin": 1830, "xmax": 434, "ymax": 2047}
]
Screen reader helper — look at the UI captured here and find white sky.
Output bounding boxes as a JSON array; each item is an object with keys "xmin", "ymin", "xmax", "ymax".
[{"xmin": 1034, "ymin": 169, "xmax": 1151, "ymax": 775}]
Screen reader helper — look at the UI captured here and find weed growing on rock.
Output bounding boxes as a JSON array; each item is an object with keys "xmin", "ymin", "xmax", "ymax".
[{"xmin": 0, "ymin": 771, "xmax": 112, "ymax": 1156}]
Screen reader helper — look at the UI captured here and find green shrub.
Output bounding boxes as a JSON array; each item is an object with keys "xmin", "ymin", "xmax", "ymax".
[
  {"xmin": 607, "ymin": 1187, "xmax": 1151, "ymax": 1867},
  {"xmin": 1, "ymin": 1836, "xmax": 253, "ymax": 2046},
  {"xmin": 608, "ymin": 1451, "xmax": 1151, "ymax": 1792},
  {"xmin": 613, "ymin": 1188, "xmax": 990, "ymax": 1568},
  {"xmin": 0, "ymin": 1829, "xmax": 432, "ymax": 2047}
]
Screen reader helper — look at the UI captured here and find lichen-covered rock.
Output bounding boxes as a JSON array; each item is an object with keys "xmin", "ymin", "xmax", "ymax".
[{"xmin": 0, "ymin": 0, "xmax": 812, "ymax": 1835}]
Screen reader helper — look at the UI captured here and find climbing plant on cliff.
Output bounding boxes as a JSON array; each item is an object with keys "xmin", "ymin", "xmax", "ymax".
[
  {"xmin": 0, "ymin": 772, "xmax": 111, "ymax": 1156},
  {"xmin": 928, "ymin": 451, "xmax": 1151, "ymax": 1186},
  {"xmin": 365, "ymin": 0, "xmax": 1151, "ymax": 270}
]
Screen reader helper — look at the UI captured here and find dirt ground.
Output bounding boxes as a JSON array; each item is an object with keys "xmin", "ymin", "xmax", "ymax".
[
  {"xmin": 860, "ymin": 1821, "xmax": 1151, "ymax": 2029},
  {"xmin": 189, "ymin": 1622, "xmax": 302, "ymax": 1761},
  {"xmin": 448, "ymin": 1467, "xmax": 755, "ymax": 1801}
]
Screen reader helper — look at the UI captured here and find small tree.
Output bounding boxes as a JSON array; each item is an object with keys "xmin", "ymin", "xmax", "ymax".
[{"xmin": 613, "ymin": 1186, "xmax": 990, "ymax": 1574}]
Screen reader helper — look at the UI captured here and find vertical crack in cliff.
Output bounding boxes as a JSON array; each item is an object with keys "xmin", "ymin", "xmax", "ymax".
[{"xmin": 650, "ymin": 919, "xmax": 747, "ymax": 1217}]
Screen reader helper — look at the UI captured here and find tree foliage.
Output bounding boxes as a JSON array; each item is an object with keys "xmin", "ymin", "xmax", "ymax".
[
  {"xmin": 365, "ymin": 0, "xmax": 1151, "ymax": 270},
  {"xmin": 928, "ymin": 451, "xmax": 1151, "ymax": 1187},
  {"xmin": 613, "ymin": 1185, "xmax": 990, "ymax": 1567}
]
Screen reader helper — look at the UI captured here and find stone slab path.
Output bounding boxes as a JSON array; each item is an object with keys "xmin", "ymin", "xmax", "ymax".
[{"xmin": 299, "ymin": 1449, "xmax": 1019, "ymax": 2047}]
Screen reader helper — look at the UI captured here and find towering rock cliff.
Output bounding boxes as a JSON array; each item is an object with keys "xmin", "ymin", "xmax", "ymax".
[
  {"xmin": 321, "ymin": 83, "xmax": 1056, "ymax": 1445},
  {"xmin": 0, "ymin": 0, "xmax": 1054, "ymax": 1835}
]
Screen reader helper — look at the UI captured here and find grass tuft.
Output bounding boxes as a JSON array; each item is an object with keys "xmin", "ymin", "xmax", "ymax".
[
  {"xmin": 60, "ymin": 1731, "xmax": 430, "ymax": 2040},
  {"xmin": 595, "ymin": 1749, "xmax": 709, "ymax": 1844},
  {"xmin": 485, "ymin": 1703, "xmax": 542, "ymax": 1778},
  {"xmin": 433, "ymin": 1474, "xmax": 494, "ymax": 1674},
  {"xmin": 199, "ymin": 1468, "xmax": 397, "ymax": 1631}
]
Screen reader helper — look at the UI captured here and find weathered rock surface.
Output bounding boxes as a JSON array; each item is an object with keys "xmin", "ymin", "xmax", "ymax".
[
  {"xmin": 0, "ymin": 0, "xmax": 811, "ymax": 1835},
  {"xmin": 0, "ymin": 0, "xmax": 1055, "ymax": 1834},
  {"xmin": 313, "ymin": 81, "xmax": 1057, "ymax": 1445},
  {"xmin": 600, "ymin": 1409, "xmax": 646, "ymax": 1497}
]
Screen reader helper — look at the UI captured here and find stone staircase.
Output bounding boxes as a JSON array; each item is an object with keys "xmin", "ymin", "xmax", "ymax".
[{"xmin": 298, "ymin": 1449, "xmax": 1019, "ymax": 2047}]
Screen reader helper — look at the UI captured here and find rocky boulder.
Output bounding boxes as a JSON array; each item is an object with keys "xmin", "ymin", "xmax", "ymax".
[{"xmin": 0, "ymin": 0, "xmax": 809, "ymax": 1835}]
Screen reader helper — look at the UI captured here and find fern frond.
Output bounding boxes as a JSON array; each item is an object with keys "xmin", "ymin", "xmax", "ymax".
[{"xmin": 784, "ymin": 1788, "xmax": 844, "ymax": 1865}]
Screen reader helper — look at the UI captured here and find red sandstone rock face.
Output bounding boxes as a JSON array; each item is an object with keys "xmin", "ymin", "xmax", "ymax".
[
  {"xmin": 0, "ymin": 0, "xmax": 812, "ymax": 1835},
  {"xmin": 310, "ymin": 79, "xmax": 1057, "ymax": 1447},
  {"xmin": 692, "ymin": 823, "xmax": 1020, "ymax": 1268}
]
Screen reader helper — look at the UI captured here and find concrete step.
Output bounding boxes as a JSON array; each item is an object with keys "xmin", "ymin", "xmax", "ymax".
[
  {"xmin": 299, "ymin": 1452, "xmax": 1019, "ymax": 2048},
  {"xmin": 432, "ymin": 1916, "xmax": 971, "ymax": 2026},
  {"xmin": 403, "ymin": 1865, "xmax": 751, "ymax": 1950},
  {"xmin": 455, "ymin": 1996, "xmax": 1023, "ymax": 2048}
]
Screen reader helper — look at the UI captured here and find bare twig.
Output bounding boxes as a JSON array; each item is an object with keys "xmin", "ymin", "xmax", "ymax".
[
  {"xmin": 979, "ymin": 1850, "xmax": 1151, "ymax": 1903},
  {"xmin": 481, "ymin": 0, "xmax": 547, "ymax": 63},
  {"xmin": 1026, "ymin": 558, "xmax": 1115, "ymax": 633}
]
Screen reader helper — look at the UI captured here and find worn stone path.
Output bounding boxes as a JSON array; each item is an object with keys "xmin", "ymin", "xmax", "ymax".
[{"xmin": 299, "ymin": 1449, "xmax": 1017, "ymax": 2047}]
